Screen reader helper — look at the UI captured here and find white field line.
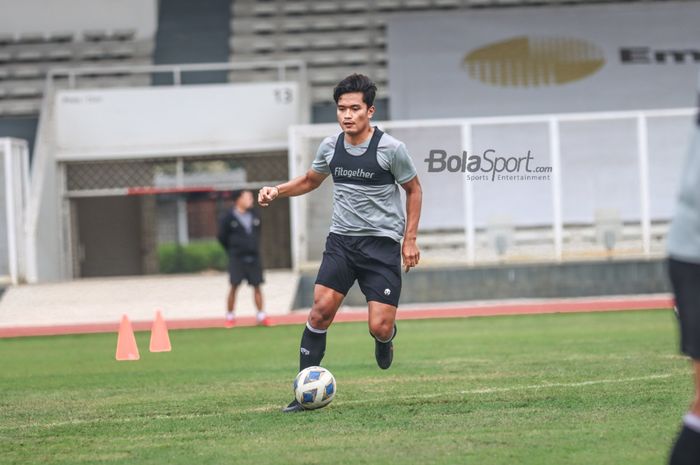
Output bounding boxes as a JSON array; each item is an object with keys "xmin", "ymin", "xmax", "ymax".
[
  {"xmin": 339, "ymin": 372, "xmax": 682, "ymax": 404},
  {"xmin": 0, "ymin": 372, "xmax": 685, "ymax": 432},
  {"xmin": 460, "ymin": 373, "xmax": 677, "ymax": 395}
]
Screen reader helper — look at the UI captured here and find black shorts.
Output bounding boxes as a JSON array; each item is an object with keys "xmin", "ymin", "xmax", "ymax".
[
  {"xmin": 669, "ymin": 257, "xmax": 700, "ymax": 359},
  {"xmin": 315, "ymin": 233, "xmax": 402, "ymax": 307},
  {"xmin": 229, "ymin": 254, "xmax": 264, "ymax": 286}
]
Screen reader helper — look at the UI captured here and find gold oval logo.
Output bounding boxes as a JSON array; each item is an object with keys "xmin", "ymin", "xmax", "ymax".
[{"xmin": 463, "ymin": 36, "xmax": 605, "ymax": 87}]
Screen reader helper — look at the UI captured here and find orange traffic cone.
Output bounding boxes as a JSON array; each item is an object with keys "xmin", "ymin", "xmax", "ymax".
[
  {"xmin": 149, "ymin": 310, "xmax": 171, "ymax": 353},
  {"xmin": 115, "ymin": 314, "xmax": 140, "ymax": 361}
]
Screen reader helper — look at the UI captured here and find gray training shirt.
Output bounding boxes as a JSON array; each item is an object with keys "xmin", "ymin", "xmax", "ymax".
[
  {"xmin": 312, "ymin": 129, "xmax": 417, "ymax": 242},
  {"xmin": 668, "ymin": 123, "xmax": 700, "ymax": 264}
]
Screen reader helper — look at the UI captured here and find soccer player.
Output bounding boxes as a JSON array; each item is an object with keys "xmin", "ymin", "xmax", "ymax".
[
  {"xmin": 217, "ymin": 189, "xmax": 270, "ymax": 327},
  {"xmin": 258, "ymin": 74, "xmax": 422, "ymax": 412},
  {"xmin": 667, "ymin": 82, "xmax": 700, "ymax": 464}
]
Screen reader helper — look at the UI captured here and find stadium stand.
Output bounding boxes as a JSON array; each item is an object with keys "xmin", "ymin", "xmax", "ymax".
[
  {"xmin": 229, "ymin": 0, "xmax": 389, "ymax": 105},
  {"xmin": 228, "ymin": 0, "xmax": 682, "ymax": 109},
  {"xmin": 0, "ymin": 31, "xmax": 153, "ymax": 116}
]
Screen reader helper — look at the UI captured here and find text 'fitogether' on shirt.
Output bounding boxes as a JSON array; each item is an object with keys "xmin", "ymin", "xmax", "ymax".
[{"xmin": 312, "ymin": 128, "xmax": 417, "ymax": 242}]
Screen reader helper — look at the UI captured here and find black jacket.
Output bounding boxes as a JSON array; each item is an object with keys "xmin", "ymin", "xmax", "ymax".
[{"xmin": 217, "ymin": 208, "xmax": 262, "ymax": 256}]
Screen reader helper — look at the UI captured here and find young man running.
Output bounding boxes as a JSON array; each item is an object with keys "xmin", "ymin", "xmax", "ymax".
[{"xmin": 258, "ymin": 74, "xmax": 422, "ymax": 412}]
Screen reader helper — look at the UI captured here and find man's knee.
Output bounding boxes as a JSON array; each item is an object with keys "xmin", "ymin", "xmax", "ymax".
[
  {"xmin": 370, "ymin": 319, "xmax": 394, "ymax": 342},
  {"xmin": 309, "ymin": 295, "xmax": 337, "ymax": 329}
]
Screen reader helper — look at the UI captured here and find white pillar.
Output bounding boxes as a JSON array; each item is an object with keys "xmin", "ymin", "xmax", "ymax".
[
  {"xmin": 637, "ymin": 114, "xmax": 651, "ymax": 257},
  {"xmin": 548, "ymin": 118, "xmax": 563, "ymax": 261},
  {"xmin": 175, "ymin": 158, "xmax": 188, "ymax": 245},
  {"xmin": 461, "ymin": 124, "xmax": 475, "ymax": 265}
]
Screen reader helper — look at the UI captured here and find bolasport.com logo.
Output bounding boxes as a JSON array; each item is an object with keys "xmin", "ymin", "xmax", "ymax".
[{"xmin": 424, "ymin": 149, "xmax": 552, "ymax": 182}]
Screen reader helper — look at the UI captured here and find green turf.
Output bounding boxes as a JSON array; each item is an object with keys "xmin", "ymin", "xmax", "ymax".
[{"xmin": 0, "ymin": 310, "xmax": 692, "ymax": 465}]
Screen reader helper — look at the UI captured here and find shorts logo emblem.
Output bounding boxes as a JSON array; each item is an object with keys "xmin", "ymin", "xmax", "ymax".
[{"xmin": 384, "ymin": 288, "xmax": 391, "ymax": 296}]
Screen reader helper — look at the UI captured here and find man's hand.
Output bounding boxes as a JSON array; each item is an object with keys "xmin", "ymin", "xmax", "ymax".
[
  {"xmin": 258, "ymin": 186, "xmax": 279, "ymax": 207},
  {"xmin": 402, "ymin": 238, "xmax": 420, "ymax": 272}
]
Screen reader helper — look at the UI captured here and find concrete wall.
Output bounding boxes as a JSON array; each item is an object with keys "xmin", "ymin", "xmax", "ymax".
[{"xmin": 292, "ymin": 259, "xmax": 670, "ymax": 309}]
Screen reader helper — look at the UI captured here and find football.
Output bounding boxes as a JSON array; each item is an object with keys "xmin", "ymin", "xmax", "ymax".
[{"xmin": 293, "ymin": 366, "xmax": 336, "ymax": 410}]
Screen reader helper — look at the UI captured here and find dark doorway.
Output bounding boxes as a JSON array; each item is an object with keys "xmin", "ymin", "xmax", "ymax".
[{"xmin": 74, "ymin": 196, "xmax": 144, "ymax": 277}]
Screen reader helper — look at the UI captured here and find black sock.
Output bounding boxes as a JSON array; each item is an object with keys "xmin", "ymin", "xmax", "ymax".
[
  {"xmin": 299, "ymin": 323, "xmax": 327, "ymax": 371},
  {"xmin": 670, "ymin": 423, "xmax": 700, "ymax": 465}
]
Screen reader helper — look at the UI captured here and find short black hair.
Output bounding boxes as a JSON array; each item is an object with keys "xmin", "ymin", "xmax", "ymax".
[
  {"xmin": 333, "ymin": 74, "xmax": 376, "ymax": 107},
  {"xmin": 231, "ymin": 189, "xmax": 250, "ymax": 202}
]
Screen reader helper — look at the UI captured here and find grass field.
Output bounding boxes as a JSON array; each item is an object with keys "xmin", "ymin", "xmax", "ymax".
[{"xmin": 0, "ymin": 310, "xmax": 692, "ymax": 465}]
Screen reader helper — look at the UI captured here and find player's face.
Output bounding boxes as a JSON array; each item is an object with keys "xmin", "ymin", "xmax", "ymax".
[
  {"xmin": 336, "ymin": 92, "xmax": 375, "ymax": 136},
  {"xmin": 236, "ymin": 191, "xmax": 254, "ymax": 210}
]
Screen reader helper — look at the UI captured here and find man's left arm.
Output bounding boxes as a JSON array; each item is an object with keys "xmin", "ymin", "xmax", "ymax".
[{"xmin": 400, "ymin": 176, "xmax": 422, "ymax": 272}]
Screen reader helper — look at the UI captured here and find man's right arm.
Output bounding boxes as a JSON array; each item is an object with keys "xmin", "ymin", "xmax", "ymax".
[{"xmin": 258, "ymin": 169, "xmax": 328, "ymax": 207}]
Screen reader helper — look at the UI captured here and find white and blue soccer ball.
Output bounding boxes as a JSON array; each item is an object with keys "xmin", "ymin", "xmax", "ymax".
[{"xmin": 293, "ymin": 366, "xmax": 336, "ymax": 410}]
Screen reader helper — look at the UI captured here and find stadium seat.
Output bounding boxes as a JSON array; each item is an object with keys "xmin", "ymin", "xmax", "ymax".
[
  {"xmin": 15, "ymin": 49, "xmax": 44, "ymax": 63},
  {"xmin": 283, "ymin": 2, "xmax": 309, "ymax": 16},
  {"xmin": 405, "ymin": 0, "xmax": 434, "ymax": 9},
  {"xmin": 341, "ymin": 1, "xmax": 370, "ymax": 12},
  {"xmin": 311, "ymin": 37, "xmax": 340, "ymax": 50},
  {"xmin": 80, "ymin": 48, "xmax": 108, "ymax": 61},
  {"xmin": 434, "ymin": 0, "xmax": 463, "ymax": 7},
  {"xmin": 83, "ymin": 30, "xmax": 109, "ymax": 42},
  {"xmin": 312, "ymin": 19, "xmax": 339, "ymax": 32},
  {"xmin": 310, "ymin": 70, "xmax": 342, "ymax": 86},
  {"xmin": 373, "ymin": 35, "xmax": 387, "ymax": 47},
  {"xmin": 108, "ymin": 47, "xmax": 136, "ymax": 60},
  {"xmin": 345, "ymin": 18, "xmax": 370, "ymax": 30},
  {"xmin": 112, "ymin": 29, "xmax": 137, "ymax": 41},
  {"xmin": 375, "ymin": 51, "xmax": 388, "ymax": 64},
  {"xmin": 10, "ymin": 67, "xmax": 42, "ymax": 80},
  {"xmin": 341, "ymin": 51, "xmax": 371, "ymax": 66},
  {"xmin": 252, "ymin": 40, "xmax": 277, "ymax": 54},
  {"xmin": 310, "ymin": 2, "xmax": 338, "ymax": 14},
  {"xmin": 231, "ymin": 3, "xmax": 256, "ymax": 17},
  {"xmin": 8, "ymin": 86, "xmax": 41, "ymax": 99},
  {"xmin": 2, "ymin": 99, "xmax": 41, "ymax": 115},
  {"xmin": 46, "ymin": 49, "xmax": 74, "ymax": 62},
  {"xmin": 308, "ymin": 53, "xmax": 339, "ymax": 67},
  {"xmin": 465, "ymin": 0, "xmax": 496, "ymax": 5},
  {"xmin": 376, "ymin": 0, "xmax": 402, "ymax": 11},
  {"xmin": 0, "ymin": 34, "xmax": 13, "ymax": 46},
  {"xmin": 0, "ymin": 69, "xmax": 9, "ymax": 80},
  {"xmin": 17, "ymin": 32, "xmax": 45, "ymax": 44},
  {"xmin": 344, "ymin": 36, "xmax": 371, "ymax": 49},
  {"xmin": 284, "ymin": 38, "xmax": 308, "ymax": 52},
  {"xmin": 253, "ymin": 22, "xmax": 276, "ymax": 34},
  {"xmin": 253, "ymin": 3, "xmax": 277, "ymax": 16},
  {"xmin": 0, "ymin": 52, "xmax": 11, "ymax": 64},
  {"xmin": 47, "ymin": 31, "xmax": 75, "ymax": 43},
  {"xmin": 282, "ymin": 20, "xmax": 307, "ymax": 34}
]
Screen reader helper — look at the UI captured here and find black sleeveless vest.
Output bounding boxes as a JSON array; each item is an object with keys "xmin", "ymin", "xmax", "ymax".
[{"xmin": 329, "ymin": 128, "xmax": 395, "ymax": 186}]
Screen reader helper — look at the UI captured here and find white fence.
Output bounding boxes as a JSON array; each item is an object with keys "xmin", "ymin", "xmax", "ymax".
[{"xmin": 288, "ymin": 107, "xmax": 696, "ymax": 269}]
